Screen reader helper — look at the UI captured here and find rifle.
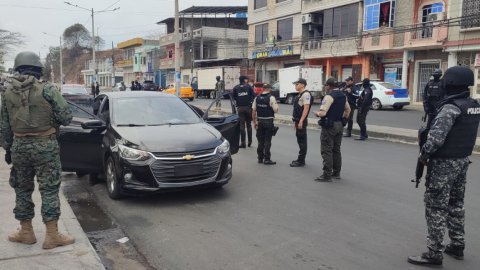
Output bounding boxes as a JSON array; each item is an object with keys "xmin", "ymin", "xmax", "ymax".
[{"xmin": 411, "ymin": 112, "xmax": 434, "ymax": 188}]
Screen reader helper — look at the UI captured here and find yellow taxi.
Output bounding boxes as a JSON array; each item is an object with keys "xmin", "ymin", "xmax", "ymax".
[{"xmin": 162, "ymin": 83, "xmax": 194, "ymax": 101}]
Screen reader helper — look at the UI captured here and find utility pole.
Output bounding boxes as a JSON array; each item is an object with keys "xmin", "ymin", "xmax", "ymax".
[
  {"xmin": 174, "ymin": 0, "xmax": 180, "ymax": 97},
  {"xmin": 112, "ymin": 41, "xmax": 115, "ymax": 87},
  {"xmin": 42, "ymin": 32, "xmax": 63, "ymax": 84},
  {"xmin": 92, "ymin": 8, "xmax": 96, "ymax": 85}
]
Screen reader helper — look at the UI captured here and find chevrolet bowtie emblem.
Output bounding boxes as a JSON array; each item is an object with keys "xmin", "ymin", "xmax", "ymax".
[{"xmin": 183, "ymin": 155, "xmax": 195, "ymax": 160}]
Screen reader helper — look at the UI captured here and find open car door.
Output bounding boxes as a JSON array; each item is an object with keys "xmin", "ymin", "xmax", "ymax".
[{"xmin": 203, "ymin": 92, "xmax": 240, "ymax": 155}]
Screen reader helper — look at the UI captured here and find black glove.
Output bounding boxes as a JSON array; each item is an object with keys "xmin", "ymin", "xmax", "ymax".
[
  {"xmin": 5, "ymin": 150, "xmax": 12, "ymax": 165},
  {"xmin": 423, "ymin": 102, "xmax": 428, "ymax": 112},
  {"xmin": 341, "ymin": 117, "xmax": 348, "ymax": 127}
]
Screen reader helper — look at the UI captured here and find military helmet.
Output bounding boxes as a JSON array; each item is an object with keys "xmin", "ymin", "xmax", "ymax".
[
  {"xmin": 442, "ymin": 66, "xmax": 474, "ymax": 86},
  {"xmin": 432, "ymin": 68, "xmax": 442, "ymax": 76},
  {"xmin": 13, "ymin": 51, "xmax": 43, "ymax": 71}
]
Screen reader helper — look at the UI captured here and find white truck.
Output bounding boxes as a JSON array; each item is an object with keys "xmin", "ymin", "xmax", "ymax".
[
  {"xmin": 191, "ymin": 67, "xmax": 241, "ymax": 99},
  {"xmin": 278, "ymin": 66, "xmax": 323, "ymax": 105}
]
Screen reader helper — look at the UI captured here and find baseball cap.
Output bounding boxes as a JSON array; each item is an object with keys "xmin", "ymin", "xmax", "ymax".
[
  {"xmin": 325, "ymin": 77, "xmax": 338, "ymax": 87},
  {"xmin": 345, "ymin": 76, "xmax": 354, "ymax": 81},
  {"xmin": 293, "ymin": 78, "xmax": 307, "ymax": 86}
]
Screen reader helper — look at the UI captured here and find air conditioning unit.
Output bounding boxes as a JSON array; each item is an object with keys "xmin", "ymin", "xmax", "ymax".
[
  {"xmin": 302, "ymin": 14, "xmax": 322, "ymax": 24},
  {"xmin": 427, "ymin": 12, "xmax": 445, "ymax": 22}
]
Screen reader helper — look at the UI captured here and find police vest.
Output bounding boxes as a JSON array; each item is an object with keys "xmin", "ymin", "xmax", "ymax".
[
  {"xmin": 427, "ymin": 80, "xmax": 445, "ymax": 99},
  {"xmin": 434, "ymin": 98, "xmax": 480, "ymax": 158},
  {"xmin": 325, "ymin": 90, "xmax": 346, "ymax": 122},
  {"xmin": 293, "ymin": 91, "xmax": 314, "ymax": 120},
  {"xmin": 256, "ymin": 93, "xmax": 274, "ymax": 118},
  {"xmin": 235, "ymin": 84, "xmax": 252, "ymax": 106},
  {"xmin": 4, "ymin": 78, "xmax": 54, "ymax": 134}
]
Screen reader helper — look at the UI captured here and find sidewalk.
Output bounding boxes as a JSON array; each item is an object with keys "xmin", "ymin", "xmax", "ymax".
[{"xmin": 0, "ymin": 150, "xmax": 105, "ymax": 270}]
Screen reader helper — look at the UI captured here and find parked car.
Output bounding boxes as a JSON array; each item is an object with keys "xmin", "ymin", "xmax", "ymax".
[
  {"xmin": 162, "ymin": 83, "xmax": 195, "ymax": 101},
  {"xmin": 60, "ymin": 92, "xmax": 240, "ymax": 199},
  {"xmin": 61, "ymin": 84, "xmax": 93, "ymax": 108},
  {"xmin": 355, "ymin": 82, "xmax": 410, "ymax": 110},
  {"xmin": 142, "ymin": 80, "xmax": 158, "ymax": 91},
  {"xmin": 252, "ymin": 82, "xmax": 265, "ymax": 95}
]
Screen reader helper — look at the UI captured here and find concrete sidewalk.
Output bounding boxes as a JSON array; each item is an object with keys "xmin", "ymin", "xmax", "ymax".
[{"xmin": 0, "ymin": 150, "xmax": 105, "ymax": 270}]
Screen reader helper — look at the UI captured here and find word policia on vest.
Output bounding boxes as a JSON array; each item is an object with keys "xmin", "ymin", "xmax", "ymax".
[{"xmin": 467, "ymin": 108, "xmax": 480, "ymax": 114}]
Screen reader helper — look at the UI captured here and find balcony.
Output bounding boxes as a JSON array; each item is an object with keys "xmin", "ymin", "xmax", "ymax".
[
  {"xmin": 302, "ymin": 38, "xmax": 359, "ymax": 59},
  {"xmin": 405, "ymin": 22, "xmax": 447, "ymax": 48},
  {"xmin": 160, "ymin": 59, "xmax": 175, "ymax": 69},
  {"xmin": 117, "ymin": 59, "xmax": 133, "ymax": 67},
  {"xmin": 160, "ymin": 33, "xmax": 185, "ymax": 46},
  {"xmin": 361, "ymin": 29, "xmax": 395, "ymax": 52}
]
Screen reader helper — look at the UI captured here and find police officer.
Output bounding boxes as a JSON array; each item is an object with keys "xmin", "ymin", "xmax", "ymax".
[
  {"xmin": 0, "ymin": 52, "xmax": 75, "ymax": 249},
  {"xmin": 313, "ymin": 77, "xmax": 351, "ymax": 181},
  {"xmin": 408, "ymin": 66, "xmax": 480, "ymax": 268},
  {"xmin": 290, "ymin": 78, "xmax": 313, "ymax": 167},
  {"xmin": 252, "ymin": 84, "xmax": 279, "ymax": 165},
  {"xmin": 214, "ymin": 76, "xmax": 225, "ymax": 111},
  {"xmin": 356, "ymin": 78, "xmax": 373, "ymax": 141},
  {"xmin": 233, "ymin": 75, "xmax": 256, "ymax": 148},
  {"xmin": 341, "ymin": 76, "xmax": 359, "ymax": 137},
  {"xmin": 423, "ymin": 69, "xmax": 445, "ymax": 125}
]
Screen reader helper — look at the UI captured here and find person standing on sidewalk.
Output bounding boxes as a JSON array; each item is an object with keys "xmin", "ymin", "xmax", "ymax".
[
  {"xmin": 341, "ymin": 76, "xmax": 359, "ymax": 137},
  {"xmin": 252, "ymin": 84, "xmax": 279, "ymax": 165},
  {"xmin": 91, "ymin": 82, "xmax": 95, "ymax": 95},
  {"xmin": 95, "ymin": 82, "xmax": 100, "ymax": 97},
  {"xmin": 356, "ymin": 78, "xmax": 373, "ymax": 141},
  {"xmin": 290, "ymin": 78, "xmax": 313, "ymax": 167},
  {"xmin": 214, "ymin": 76, "xmax": 225, "ymax": 111},
  {"xmin": 313, "ymin": 77, "xmax": 350, "ymax": 182},
  {"xmin": 0, "ymin": 52, "xmax": 75, "ymax": 249},
  {"xmin": 233, "ymin": 75, "xmax": 256, "ymax": 148}
]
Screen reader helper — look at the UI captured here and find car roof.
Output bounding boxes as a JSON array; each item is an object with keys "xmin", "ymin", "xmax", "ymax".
[{"xmin": 101, "ymin": 92, "xmax": 174, "ymax": 99}]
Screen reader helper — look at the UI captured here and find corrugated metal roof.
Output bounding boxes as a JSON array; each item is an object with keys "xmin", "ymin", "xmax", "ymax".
[{"xmin": 180, "ymin": 6, "xmax": 247, "ymax": 14}]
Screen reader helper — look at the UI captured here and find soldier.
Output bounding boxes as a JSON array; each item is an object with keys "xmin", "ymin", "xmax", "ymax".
[
  {"xmin": 214, "ymin": 76, "xmax": 225, "ymax": 111},
  {"xmin": 0, "ymin": 52, "xmax": 74, "ymax": 249},
  {"xmin": 252, "ymin": 84, "xmax": 279, "ymax": 165},
  {"xmin": 423, "ymin": 69, "xmax": 445, "ymax": 125},
  {"xmin": 341, "ymin": 76, "xmax": 359, "ymax": 137},
  {"xmin": 313, "ymin": 77, "xmax": 350, "ymax": 181},
  {"xmin": 290, "ymin": 78, "xmax": 313, "ymax": 167},
  {"xmin": 356, "ymin": 78, "xmax": 373, "ymax": 141},
  {"xmin": 408, "ymin": 66, "xmax": 480, "ymax": 268},
  {"xmin": 233, "ymin": 75, "xmax": 256, "ymax": 148}
]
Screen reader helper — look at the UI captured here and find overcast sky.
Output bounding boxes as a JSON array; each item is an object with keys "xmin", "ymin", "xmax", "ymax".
[{"xmin": 0, "ymin": 0, "xmax": 247, "ymax": 69}]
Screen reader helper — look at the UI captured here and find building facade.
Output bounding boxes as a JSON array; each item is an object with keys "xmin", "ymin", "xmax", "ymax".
[
  {"xmin": 117, "ymin": 38, "xmax": 159, "ymax": 85},
  {"xmin": 81, "ymin": 49, "xmax": 124, "ymax": 87}
]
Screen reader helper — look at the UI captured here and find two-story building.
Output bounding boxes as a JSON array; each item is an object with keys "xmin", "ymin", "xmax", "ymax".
[
  {"xmin": 81, "ymin": 49, "xmax": 124, "ymax": 87},
  {"xmin": 117, "ymin": 38, "xmax": 159, "ymax": 85}
]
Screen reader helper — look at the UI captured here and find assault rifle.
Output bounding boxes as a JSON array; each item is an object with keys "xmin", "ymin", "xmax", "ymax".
[{"xmin": 411, "ymin": 112, "xmax": 434, "ymax": 188}]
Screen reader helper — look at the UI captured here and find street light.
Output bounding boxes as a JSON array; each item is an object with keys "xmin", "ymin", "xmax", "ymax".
[{"xmin": 43, "ymin": 32, "xmax": 63, "ymax": 84}]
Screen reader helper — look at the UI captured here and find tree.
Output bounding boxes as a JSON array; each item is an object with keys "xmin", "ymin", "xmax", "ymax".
[
  {"xmin": 0, "ymin": 30, "xmax": 26, "ymax": 55},
  {"xmin": 43, "ymin": 46, "xmax": 60, "ymax": 82},
  {"xmin": 0, "ymin": 52, "xmax": 5, "ymax": 72},
  {"xmin": 62, "ymin": 24, "xmax": 104, "ymax": 57}
]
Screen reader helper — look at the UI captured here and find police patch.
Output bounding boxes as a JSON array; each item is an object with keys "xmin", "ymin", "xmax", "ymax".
[
  {"xmin": 306, "ymin": 96, "xmax": 310, "ymax": 101},
  {"xmin": 321, "ymin": 100, "xmax": 326, "ymax": 105}
]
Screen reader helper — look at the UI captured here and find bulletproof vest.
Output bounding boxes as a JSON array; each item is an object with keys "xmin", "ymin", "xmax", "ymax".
[
  {"xmin": 325, "ymin": 90, "xmax": 346, "ymax": 122},
  {"xmin": 293, "ymin": 91, "xmax": 314, "ymax": 120},
  {"xmin": 256, "ymin": 93, "xmax": 274, "ymax": 118},
  {"xmin": 427, "ymin": 80, "xmax": 444, "ymax": 99},
  {"xmin": 4, "ymin": 78, "xmax": 54, "ymax": 134},
  {"xmin": 434, "ymin": 98, "xmax": 480, "ymax": 158},
  {"xmin": 235, "ymin": 84, "xmax": 252, "ymax": 106},
  {"xmin": 358, "ymin": 87, "xmax": 373, "ymax": 107}
]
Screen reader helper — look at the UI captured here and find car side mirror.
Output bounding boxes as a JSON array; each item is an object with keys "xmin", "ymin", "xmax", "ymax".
[
  {"xmin": 206, "ymin": 115, "xmax": 226, "ymax": 123},
  {"xmin": 81, "ymin": 120, "xmax": 106, "ymax": 130}
]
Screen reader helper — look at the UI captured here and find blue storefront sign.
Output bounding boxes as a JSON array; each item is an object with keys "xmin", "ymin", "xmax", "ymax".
[
  {"xmin": 384, "ymin": 68, "xmax": 401, "ymax": 86},
  {"xmin": 251, "ymin": 45, "xmax": 293, "ymax": 59}
]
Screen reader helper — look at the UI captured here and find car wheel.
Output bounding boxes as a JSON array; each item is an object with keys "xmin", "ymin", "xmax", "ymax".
[
  {"xmin": 194, "ymin": 91, "xmax": 198, "ymax": 98},
  {"xmin": 286, "ymin": 95, "xmax": 294, "ymax": 105},
  {"xmin": 393, "ymin": 105, "xmax": 404, "ymax": 110},
  {"xmin": 189, "ymin": 97, "xmax": 194, "ymax": 101},
  {"xmin": 210, "ymin": 91, "xmax": 215, "ymax": 99},
  {"xmin": 76, "ymin": 172, "xmax": 88, "ymax": 178},
  {"xmin": 105, "ymin": 156, "xmax": 123, "ymax": 200},
  {"xmin": 371, "ymin": 98, "xmax": 382, "ymax": 110}
]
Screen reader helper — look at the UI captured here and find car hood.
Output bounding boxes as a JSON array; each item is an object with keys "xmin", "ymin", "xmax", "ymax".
[{"xmin": 113, "ymin": 123, "xmax": 222, "ymax": 152}]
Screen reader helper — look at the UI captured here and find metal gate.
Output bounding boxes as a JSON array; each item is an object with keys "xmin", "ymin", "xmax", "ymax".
[{"xmin": 417, "ymin": 63, "xmax": 440, "ymax": 102}]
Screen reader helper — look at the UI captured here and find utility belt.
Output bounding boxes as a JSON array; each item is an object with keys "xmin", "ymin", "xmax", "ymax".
[
  {"xmin": 14, "ymin": 134, "xmax": 57, "ymax": 140},
  {"xmin": 318, "ymin": 117, "xmax": 341, "ymax": 129},
  {"xmin": 258, "ymin": 118, "xmax": 279, "ymax": 136}
]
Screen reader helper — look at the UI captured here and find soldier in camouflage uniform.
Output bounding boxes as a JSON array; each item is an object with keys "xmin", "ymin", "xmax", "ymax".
[
  {"xmin": 0, "ymin": 52, "xmax": 75, "ymax": 249},
  {"xmin": 214, "ymin": 76, "xmax": 224, "ymax": 110},
  {"xmin": 408, "ymin": 66, "xmax": 480, "ymax": 268}
]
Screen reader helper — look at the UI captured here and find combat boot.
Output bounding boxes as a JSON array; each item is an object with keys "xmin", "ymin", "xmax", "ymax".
[
  {"xmin": 8, "ymin": 220, "xmax": 37, "ymax": 245},
  {"xmin": 343, "ymin": 131, "xmax": 352, "ymax": 137},
  {"xmin": 332, "ymin": 172, "xmax": 341, "ymax": 179},
  {"xmin": 42, "ymin": 220, "xmax": 75, "ymax": 249},
  {"xmin": 315, "ymin": 174, "xmax": 332, "ymax": 182},
  {"xmin": 408, "ymin": 253, "xmax": 442, "ymax": 268},
  {"xmin": 444, "ymin": 244, "xmax": 464, "ymax": 260},
  {"xmin": 290, "ymin": 160, "xmax": 305, "ymax": 167}
]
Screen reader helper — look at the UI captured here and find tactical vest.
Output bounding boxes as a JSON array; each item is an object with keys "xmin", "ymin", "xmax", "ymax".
[
  {"xmin": 293, "ymin": 91, "xmax": 314, "ymax": 121},
  {"xmin": 4, "ymin": 80, "xmax": 54, "ymax": 134},
  {"xmin": 427, "ymin": 80, "xmax": 444, "ymax": 99},
  {"xmin": 256, "ymin": 93, "xmax": 274, "ymax": 118},
  {"xmin": 434, "ymin": 98, "xmax": 480, "ymax": 158},
  {"xmin": 357, "ymin": 87, "xmax": 373, "ymax": 107},
  {"xmin": 235, "ymin": 84, "xmax": 252, "ymax": 106},
  {"xmin": 325, "ymin": 90, "xmax": 346, "ymax": 122}
]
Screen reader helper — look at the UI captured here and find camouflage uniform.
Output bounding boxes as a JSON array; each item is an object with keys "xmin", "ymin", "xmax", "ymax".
[
  {"xmin": 1, "ymin": 79, "xmax": 73, "ymax": 223},
  {"xmin": 422, "ymin": 104, "xmax": 468, "ymax": 261},
  {"xmin": 215, "ymin": 80, "xmax": 225, "ymax": 108}
]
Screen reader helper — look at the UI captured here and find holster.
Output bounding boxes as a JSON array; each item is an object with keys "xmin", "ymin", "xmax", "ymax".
[{"xmin": 318, "ymin": 117, "xmax": 334, "ymax": 129}]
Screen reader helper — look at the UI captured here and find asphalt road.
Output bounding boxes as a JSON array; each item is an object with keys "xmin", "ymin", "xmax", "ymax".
[{"xmin": 71, "ymin": 127, "xmax": 480, "ymax": 270}]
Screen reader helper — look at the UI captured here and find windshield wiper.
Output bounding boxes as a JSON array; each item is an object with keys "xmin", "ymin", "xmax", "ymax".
[{"xmin": 117, "ymin": 124, "xmax": 147, "ymax": 127}]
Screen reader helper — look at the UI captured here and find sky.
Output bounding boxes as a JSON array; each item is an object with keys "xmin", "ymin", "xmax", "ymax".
[{"xmin": 0, "ymin": 0, "xmax": 247, "ymax": 69}]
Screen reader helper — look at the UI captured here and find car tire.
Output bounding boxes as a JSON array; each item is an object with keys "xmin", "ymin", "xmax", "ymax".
[
  {"xmin": 210, "ymin": 91, "xmax": 215, "ymax": 99},
  {"xmin": 286, "ymin": 95, "xmax": 294, "ymax": 105},
  {"xmin": 189, "ymin": 97, "xmax": 194, "ymax": 101},
  {"xmin": 371, "ymin": 98, "xmax": 382, "ymax": 110},
  {"xmin": 105, "ymin": 156, "xmax": 123, "ymax": 200},
  {"xmin": 393, "ymin": 105, "xmax": 404, "ymax": 110},
  {"xmin": 76, "ymin": 172, "xmax": 88, "ymax": 178}
]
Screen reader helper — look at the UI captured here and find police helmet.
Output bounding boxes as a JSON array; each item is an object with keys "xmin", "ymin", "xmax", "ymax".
[
  {"xmin": 442, "ymin": 66, "xmax": 474, "ymax": 87},
  {"xmin": 432, "ymin": 69, "xmax": 442, "ymax": 77},
  {"xmin": 13, "ymin": 51, "xmax": 43, "ymax": 71},
  {"xmin": 216, "ymin": 76, "xmax": 221, "ymax": 81}
]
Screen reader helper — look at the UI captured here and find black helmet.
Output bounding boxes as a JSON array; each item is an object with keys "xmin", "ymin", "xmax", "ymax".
[
  {"xmin": 216, "ymin": 76, "xmax": 221, "ymax": 81},
  {"xmin": 443, "ymin": 66, "xmax": 474, "ymax": 86},
  {"xmin": 239, "ymin": 75, "xmax": 248, "ymax": 84},
  {"xmin": 14, "ymin": 51, "xmax": 43, "ymax": 71},
  {"xmin": 362, "ymin": 78, "xmax": 371, "ymax": 87},
  {"xmin": 432, "ymin": 69, "xmax": 442, "ymax": 77}
]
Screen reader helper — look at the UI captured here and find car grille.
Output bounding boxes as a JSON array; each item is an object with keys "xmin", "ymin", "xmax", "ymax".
[
  {"xmin": 150, "ymin": 155, "xmax": 221, "ymax": 183},
  {"xmin": 151, "ymin": 148, "xmax": 215, "ymax": 158}
]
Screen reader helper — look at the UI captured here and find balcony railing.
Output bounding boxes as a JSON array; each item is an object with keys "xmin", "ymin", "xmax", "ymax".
[
  {"xmin": 117, "ymin": 59, "xmax": 133, "ymax": 67},
  {"xmin": 410, "ymin": 23, "xmax": 435, "ymax": 40},
  {"xmin": 303, "ymin": 40, "xmax": 322, "ymax": 50}
]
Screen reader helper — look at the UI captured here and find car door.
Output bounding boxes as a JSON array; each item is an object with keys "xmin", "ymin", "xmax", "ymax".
[
  {"xmin": 58, "ymin": 101, "xmax": 106, "ymax": 174},
  {"xmin": 203, "ymin": 92, "xmax": 240, "ymax": 155}
]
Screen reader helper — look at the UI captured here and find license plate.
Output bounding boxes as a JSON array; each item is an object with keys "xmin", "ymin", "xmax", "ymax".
[{"xmin": 174, "ymin": 163, "xmax": 204, "ymax": 177}]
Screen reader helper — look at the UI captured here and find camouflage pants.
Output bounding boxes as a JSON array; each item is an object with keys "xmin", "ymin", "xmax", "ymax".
[
  {"xmin": 215, "ymin": 91, "xmax": 222, "ymax": 107},
  {"xmin": 424, "ymin": 157, "xmax": 469, "ymax": 260},
  {"xmin": 9, "ymin": 136, "xmax": 62, "ymax": 223}
]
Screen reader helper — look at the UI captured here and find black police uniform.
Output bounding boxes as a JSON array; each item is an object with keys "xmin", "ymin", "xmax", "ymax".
[
  {"xmin": 292, "ymin": 91, "xmax": 313, "ymax": 164},
  {"xmin": 343, "ymin": 84, "xmax": 359, "ymax": 136},
  {"xmin": 255, "ymin": 93, "xmax": 275, "ymax": 162},
  {"xmin": 423, "ymin": 79, "xmax": 445, "ymax": 125},
  {"xmin": 233, "ymin": 77, "xmax": 256, "ymax": 147},
  {"xmin": 356, "ymin": 86, "xmax": 373, "ymax": 140}
]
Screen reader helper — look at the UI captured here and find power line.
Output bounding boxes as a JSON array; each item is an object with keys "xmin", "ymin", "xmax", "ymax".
[
  {"xmin": 101, "ymin": 0, "xmax": 121, "ymax": 12},
  {"xmin": 0, "ymin": 4, "xmax": 85, "ymax": 12}
]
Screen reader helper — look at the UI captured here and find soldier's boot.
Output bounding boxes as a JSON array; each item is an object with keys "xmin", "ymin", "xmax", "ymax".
[
  {"xmin": 290, "ymin": 157, "xmax": 305, "ymax": 167},
  {"xmin": 355, "ymin": 124, "xmax": 366, "ymax": 141},
  {"xmin": 315, "ymin": 174, "xmax": 332, "ymax": 182},
  {"xmin": 408, "ymin": 253, "xmax": 442, "ymax": 268},
  {"xmin": 332, "ymin": 172, "xmax": 341, "ymax": 179},
  {"xmin": 444, "ymin": 244, "xmax": 464, "ymax": 260},
  {"xmin": 8, "ymin": 220, "xmax": 37, "ymax": 245},
  {"xmin": 264, "ymin": 159, "xmax": 276, "ymax": 165},
  {"xmin": 42, "ymin": 220, "xmax": 75, "ymax": 249}
]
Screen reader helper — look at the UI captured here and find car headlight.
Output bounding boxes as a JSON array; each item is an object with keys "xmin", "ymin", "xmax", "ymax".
[
  {"xmin": 118, "ymin": 145, "xmax": 150, "ymax": 161},
  {"xmin": 216, "ymin": 140, "xmax": 230, "ymax": 155}
]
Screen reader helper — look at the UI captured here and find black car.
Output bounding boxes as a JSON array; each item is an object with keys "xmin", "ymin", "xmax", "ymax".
[
  {"xmin": 60, "ymin": 92, "xmax": 240, "ymax": 199},
  {"xmin": 142, "ymin": 80, "xmax": 158, "ymax": 91}
]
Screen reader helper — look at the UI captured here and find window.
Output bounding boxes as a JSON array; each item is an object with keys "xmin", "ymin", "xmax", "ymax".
[
  {"xmin": 323, "ymin": 4, "xmax": 359, "ymax": 38},
  {"xmin": 254, "ymin": 0, "xmax": 267, "ymax": 10},
  {"xmin": 277, "ymin": 18, "xmax": 293, "ymax": 41},
  {"xmin": 143, "ymin": 57, "xmax": 146, "ymax": 65},
  {"xmin": 255, "ymin": 23, "xmax": 269, "ymax": 44},
  {"xmin": 422, "ymin": 3, "xmax": 443, "ymax": 22},
  {"xmin": 461, "ymin": 0, "xmax": 480, "ymax": 29},
  {"xmin": 277, "ymin": 0, "xmax": 288, "ymax": 3},
  {"xmin": 134, "ymin": 56, "xmax": 137, "ymax": 65},
  {"xmin": 364, "ymin": 0, "xmax": 395, "ymax": 30},
  {"xmin": 168, "ymin": 50, "xmax": 173, "ymax": 58}
]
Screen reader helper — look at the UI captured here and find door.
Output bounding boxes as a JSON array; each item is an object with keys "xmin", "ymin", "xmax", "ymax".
[
  {"xmin": 417, "ymin": 63, "xmax": 440, "ymax": 102},
  {"xmin": 341, "ymin": 65, "xmax": 353, "ymax": 81},
  {"xmin": 352, "ymin": 65, "xmax": 362, "ymax": 84},
  {"xmin": 203, "ymin": 93, "xmax": 240, "ymax": 155},
  {"xmin": 58, "ymin": 101, "xmax": 106, "ymax": 174}
]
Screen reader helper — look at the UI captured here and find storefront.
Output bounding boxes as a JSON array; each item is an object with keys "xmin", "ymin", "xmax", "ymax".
[
  {"xmin": 307, "ymin": 55, "xmax": 371, "ymax": 84},
  {"xmin": 251, "ymin": 44, "xmax": 303, "ymax": 84},
  {"xmin": 377, "ymin": 51, "xmax": 414, "ymax": 87}
]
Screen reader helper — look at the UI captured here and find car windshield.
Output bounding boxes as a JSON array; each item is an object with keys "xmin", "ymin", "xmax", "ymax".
[
  {"xmin": 379, "ymin": 83, "xmax": 402, "ymax": 89},
  {"xmin": 63, "ymin": 87, "xmax": 88, "ymax": 95},
  {"xmin": 113, "ymin": 97, "xmax": 201, "ymax": 126}
]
